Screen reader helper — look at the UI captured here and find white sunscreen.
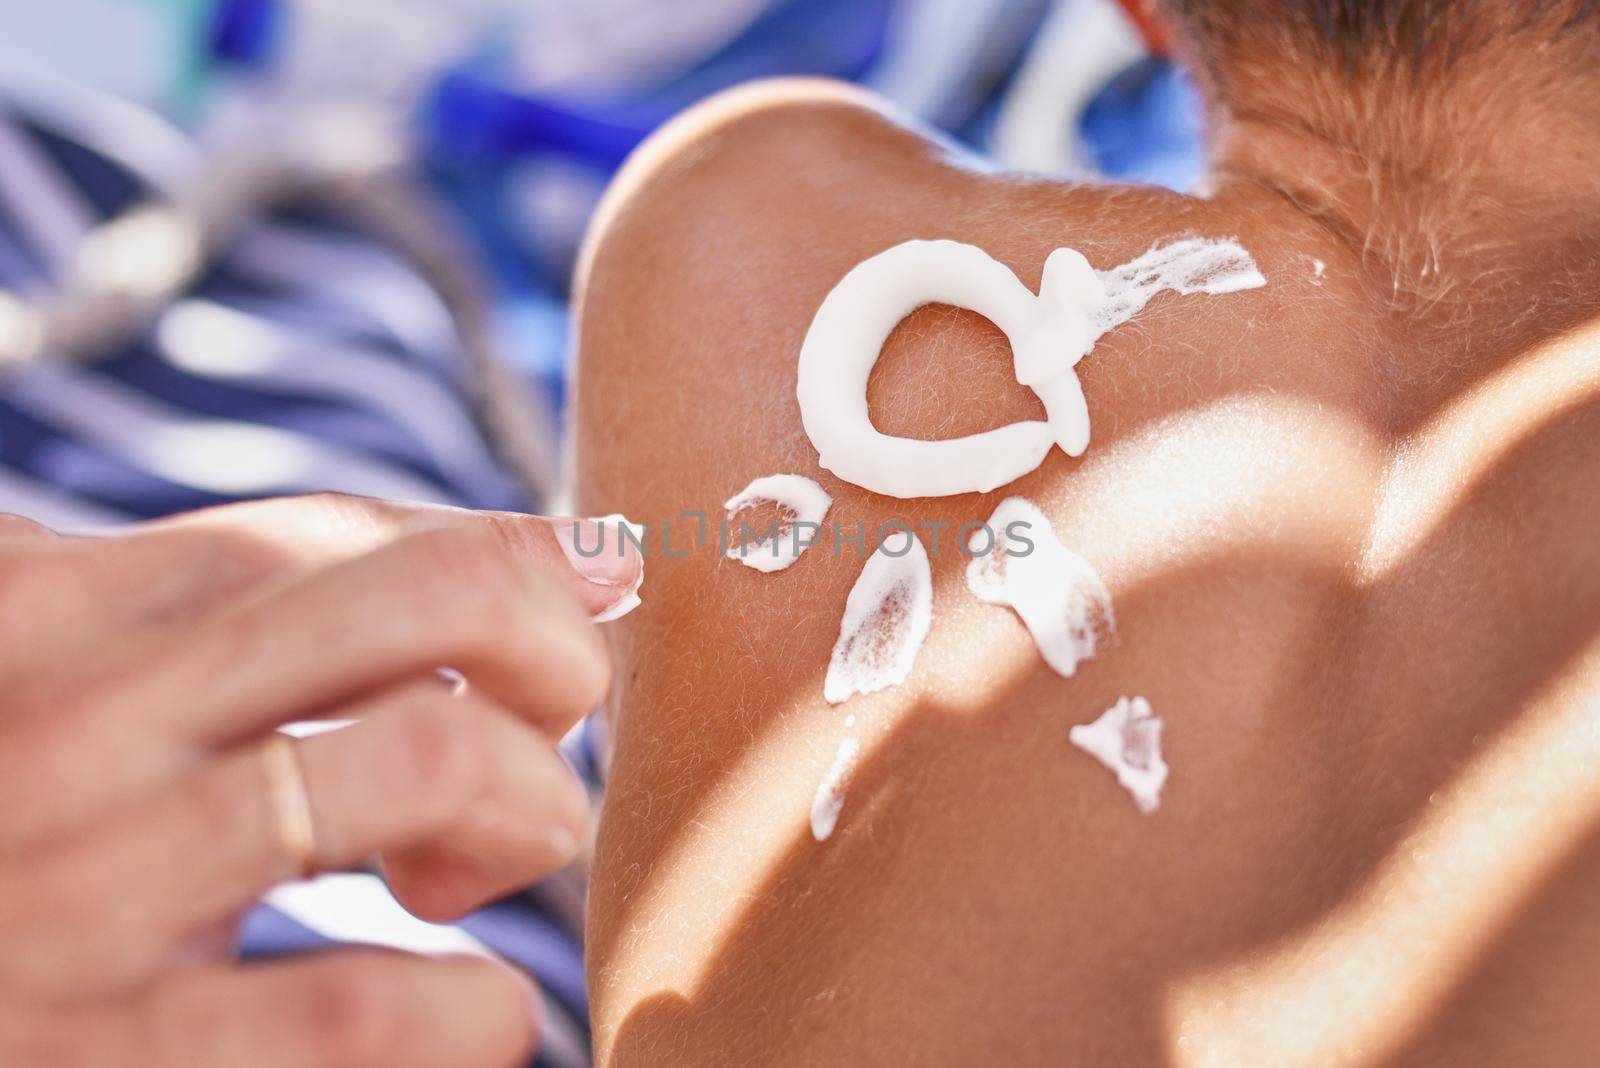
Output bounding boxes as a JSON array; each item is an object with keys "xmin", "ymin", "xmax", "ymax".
[
  {"xmin": 589, "ymin": 514, "xmax": 646, "ymax": 623},
  {"xmin": 824, "ymin": 529, "xmax": 933, "ymax": 704},
  {"xmin": 1069, "ymin": 696, "xmax": 1168, "ymax": 813},
  {"xmin": 796, "ymin": 237, "xmax": 1264, "ymax": 499},
  {"xmin": 724, "ymin": 474, "xmax": 832, "ymax": 573},
  {"xmin": 797, "ymin": 240, "xmax": 1098, "ymax": 499},
  {"xmin": 810, "ymin": 733, "xmax": 860, "ymax": 841},
  {"xmin": 1091, "ymin": 237, "xmax": 1266, "ymax": 334},
  {"xmin": 966, "ymin": 496, "xmax": 1113, "ymax": 677}
]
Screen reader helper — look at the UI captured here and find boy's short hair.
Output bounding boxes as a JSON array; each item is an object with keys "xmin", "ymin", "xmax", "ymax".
[{"xmin": 1164, "ymin": 0, "xmax": 1599, "ymax": 74}]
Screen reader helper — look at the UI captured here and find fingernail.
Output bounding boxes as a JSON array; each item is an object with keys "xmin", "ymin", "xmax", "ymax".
[{"xmin": 551, "ymin": 515, "xmax": 644, "ymax": 622}]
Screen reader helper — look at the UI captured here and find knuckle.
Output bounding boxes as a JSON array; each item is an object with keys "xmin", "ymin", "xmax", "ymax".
[
  {"xmin": 479, "ymin": 512, "xmax": 547, "ymax": 562},
  {"xmin": 470, "ymin": 961, "xmax": 541, "ymax": 1063},
  {"xmin": 0, "ymin": 673, "xmax": 146, "ymax": 824},
  {"xmin": 240, "ymin": 491, "xmax": 399, "ymax": 547},
  {"xmin": 48, "ymin": 673, "xmax": 107, "ymax": 725},
  {"xmin": 387, "ymin": 696, "xmax": 493, "ymax": 807},
  {"xmin": 0, "ymin": 851, "xmax": 151, "ymax": 991},
  {"xmin": 295, "ymin": 491, "xmax": 383, "ymax": 530},
  {"xmin": 299, "ymin": 963, "xmax": 400, "ymax": 1063},
  {"xmin": 444, "ymin": 524, "xmax": 527, "ymax": 592},
  {"xmin": 400, "ymin": 527, "xmax": 528, "ymax": 636},
  {"xmin": 305, "ymin": 491, "xmax": 421, "ymax": 542},
  {"xmin": 46, "ymin": 667, "xmax": 149, "ymax": 746},
  {"xmin": 144, "ymin": 977, "xmax": 226, "ymax": 1065},
  {"xmin": 0, "ymin": 862, "xmax": 36, "ymax": 941},
  {"xmin": 86, "ymin": 876, "xmax": 162, "ymax": 983},
  {"xmin": 189, "ymin": 763, "xmax": 258, "ymax": 855},
  {"xmin": 0, "ymin": 542, "xmax": 68, "ymax": 620},
  {"xmin": 0, "ymin": 1001, "xmax": 101, "ymax": 1068},
  {"xmin": 0, "ymin": 715, "xmax": 66, "ymax": 810},
  {"xmin": 190, "ymin": 528, "xmax": 289, "ymax": 587},
  {"xmin": 0, "ymin": 513, "xmax": 58, "ymax": 543},
  {"xmin": 15, "ymin": 853, "xmax": 85, "ymax": 928}
]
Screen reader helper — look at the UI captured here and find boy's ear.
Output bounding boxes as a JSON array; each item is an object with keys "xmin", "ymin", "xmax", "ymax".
[{"xmin": 1116, "ymin": 0, "xmax": 1175, "ymax": 56}]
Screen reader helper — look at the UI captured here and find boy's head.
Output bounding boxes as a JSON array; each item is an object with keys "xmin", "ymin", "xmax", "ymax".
[
  {"xmin": 1140, "ymin": 1, "xmax": 1600, "ymax": 306},
  {"xmin": 1158, "ymin": 0, "xmax": 1599, "ymax": 82},
  {"xmin": 1148, "ymin": 0, "xmax": 1600, "ymax": 183}
]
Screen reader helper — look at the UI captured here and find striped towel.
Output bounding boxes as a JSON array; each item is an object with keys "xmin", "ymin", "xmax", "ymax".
[{"xmin": 0, "ymin": 79, "xmax": 524, "ymax": 528}]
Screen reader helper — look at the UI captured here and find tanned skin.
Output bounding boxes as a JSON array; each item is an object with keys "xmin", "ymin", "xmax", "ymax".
[{"xmin": 569, "ymin": 45, "xmax": 1600, "ymax": 1065}]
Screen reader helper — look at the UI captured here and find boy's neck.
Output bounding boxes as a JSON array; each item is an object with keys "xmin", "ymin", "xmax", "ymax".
[{"xmin": 1202, "ymin": 62, "xmax": 1600, "ymax": 360}]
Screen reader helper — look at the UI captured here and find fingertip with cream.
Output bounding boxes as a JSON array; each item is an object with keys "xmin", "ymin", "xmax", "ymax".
[{"xmin": 551, "ymin": 515, "xmax": 645, "ymax": 621}]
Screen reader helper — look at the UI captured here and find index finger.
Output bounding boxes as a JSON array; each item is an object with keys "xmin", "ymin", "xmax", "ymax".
[
  {"xmin": 121, "ymin": 516, "xmax": 630, "ymax": 747},
  {"xmin": 72, "ymin": 494, "xmax": 642, "ymax": 625}
]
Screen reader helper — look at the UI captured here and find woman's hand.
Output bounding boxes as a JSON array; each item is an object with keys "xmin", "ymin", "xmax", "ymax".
[{"xmin": 0, "ymin": 494, "xmax": 642, "ymax": 1066}]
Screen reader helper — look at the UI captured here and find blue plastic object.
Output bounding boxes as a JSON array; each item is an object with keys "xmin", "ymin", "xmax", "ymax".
[
  {"xmin": 423, "ymin": 0, "xmax": 894, "ymax": 169},
  {"xmin": 1080, "ymin": 57, "xmax": 1204, "ymax": 191},
  {"xmin": 208, "ymin": 0, "xmax": 283, "ymax": 67}
]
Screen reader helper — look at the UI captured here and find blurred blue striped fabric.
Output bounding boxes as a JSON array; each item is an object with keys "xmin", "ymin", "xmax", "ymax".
[
  {"xmin": 0, "ymin": 92, "xmax": 525, "ymax": 529},
  {"xmin": 0, "ymin": 0, "xmax": 1202, "ymax": 527}
]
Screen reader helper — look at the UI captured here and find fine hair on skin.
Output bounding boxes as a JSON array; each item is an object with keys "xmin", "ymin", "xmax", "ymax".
[
  {"xmin": 1161, "ymin": 0, "xmax": 1600, "ymax": 78},
  {"xmin": 1159, "ymin": 0, "xmax": 1600, "ymax": 345}
]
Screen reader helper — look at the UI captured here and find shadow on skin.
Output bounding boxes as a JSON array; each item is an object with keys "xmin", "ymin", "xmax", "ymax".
[
  {"xmin": 593, "ymin": 386, "xmax": 1600, "ymax": 1066},
  {"xmin": 1380, "ymin": 818, "xmax": 1600, "ymax": 1067}
]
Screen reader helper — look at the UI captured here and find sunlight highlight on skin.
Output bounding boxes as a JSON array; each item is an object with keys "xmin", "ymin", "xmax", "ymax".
[
  {"xmin": 1360, "ymin": 319, "xmax": 1600, "ymax": 583},
  {"xmin": 1045, "ymin": 393, "xmax": 1378, "ymax": 586},
  {"xmin": 1165, "ymin": 644, "xmax": 1600, "ymax": 1068}
]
